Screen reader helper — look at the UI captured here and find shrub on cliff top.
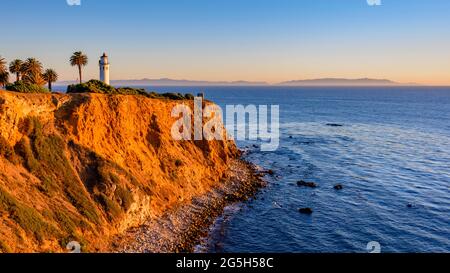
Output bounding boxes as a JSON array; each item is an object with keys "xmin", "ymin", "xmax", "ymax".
[
  {"xmin": 67, "ymin": 80, "xmax": 116, "ymax": 94},
  {"xmin": 67, "ymin": 80, "xmax": 194, "ymax": 100},
  {"xmin": 116, "ymin": 87, "xmax": 148, "ymax": 96},
  {"xmin": 160, "ymin": 92, "xmax": 186, "ymax": 100},
  {"xmin": 5, "ymin": 81, "xmax": 50, "ymax": 94},
  {"xmin": 67, "ymin": 80, "xmax": 147, "ymax": 96}
]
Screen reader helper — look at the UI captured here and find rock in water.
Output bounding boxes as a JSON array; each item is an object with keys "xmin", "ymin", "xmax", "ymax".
[
  {"xmin": 299, "ymin": 208, "xmax": 313, "ymax": 215},
  {"xmin": 334, "ymin": 184, "xmax": 344, "ymax": 190},
  {"xmin": 297, "ymin": 180, "xmax": 317, "ymax": 188}
]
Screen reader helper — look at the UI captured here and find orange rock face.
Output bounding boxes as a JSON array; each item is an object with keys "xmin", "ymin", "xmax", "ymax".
[{"xmin": 0, "ymin": 90, "xmax": 238, "ymax": 253}]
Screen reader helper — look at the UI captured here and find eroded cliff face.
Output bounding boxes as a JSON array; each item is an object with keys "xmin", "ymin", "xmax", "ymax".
[{"xmin": 0, "ymin": 90, "xmax": 238, "ymax": 253}]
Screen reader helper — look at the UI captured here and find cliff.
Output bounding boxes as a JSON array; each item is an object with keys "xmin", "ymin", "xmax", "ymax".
[{"xmin": 0, "ymin": 90, "xmax": 240, "ymax": 252}]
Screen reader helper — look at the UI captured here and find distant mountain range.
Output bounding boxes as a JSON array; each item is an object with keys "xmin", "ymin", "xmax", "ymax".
[
  {"xmin": 111, "ymin": 78, "xmax": 268, "ymax": 86},
  {"xmin": 57, "ymin": 78, "xmax": 417, "ymax": 87},
  {"xmin": 278, "ymin": 78, "xmax": 409, "ymax": 86}
]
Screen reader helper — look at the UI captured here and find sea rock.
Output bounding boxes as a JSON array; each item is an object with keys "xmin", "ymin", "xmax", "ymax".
[
  {"xmin": 272, "ymin": 202, "xmax": 282, "ymax": 208},
  {"xmin": 326, "ymin": 123, "xmax": 343, "ymax": 127},
  {"xmin": 264, "ymin": 169, "xmax": 275, "ymax": 176},
  {"xmin": 297, "ymin": 180, "xmax": 317, "ymax": 188},
  {"xmin": 334, "ymin": 184, "xmax": 344, "ymax": 190},
  {"xmin": 299, "ymin": 208, "xmax": 313, "ymax": 215},
  {"xmin": 224, "ymin": 194, "xmax": 239, "ymax": 202}
]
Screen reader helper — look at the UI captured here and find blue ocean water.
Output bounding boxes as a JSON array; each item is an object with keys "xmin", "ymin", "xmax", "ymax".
[{"xmin": 148, "ymin": 86, "xmax": 450, "ymax": 253}]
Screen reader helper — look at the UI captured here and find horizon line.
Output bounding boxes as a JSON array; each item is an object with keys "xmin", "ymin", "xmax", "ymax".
[{"xmin": 54, "ymin": 78, "xmax": 450, "ymax": 87}]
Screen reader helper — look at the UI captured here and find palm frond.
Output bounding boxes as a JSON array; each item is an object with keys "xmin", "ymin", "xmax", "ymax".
[
  {"xmin": 70, "ymin": 51, "xmax": 88, "ymax": 66},
  {"xmin": 42, "ymin": 69, "xmax": 58, "ymax": 82}
]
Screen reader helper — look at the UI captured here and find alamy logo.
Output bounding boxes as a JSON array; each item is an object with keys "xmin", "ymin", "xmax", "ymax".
[
  {"xmin": 66, "ymin": 241, "xmax": 81, "ymax": 253},
  {"xmin": 367, "ymin": 241, "xmax": 381, "ymax": 253},
  {"xmin": 67, "ymin": 0, "xmax": 81, "ymax": 6},
  {"xmin": 171, "ymin": 97, "xmax": 279, "ymax": 152},
  {"xmin": 367, "ymin": 0, "xmax": 382, "ymax": 6}
]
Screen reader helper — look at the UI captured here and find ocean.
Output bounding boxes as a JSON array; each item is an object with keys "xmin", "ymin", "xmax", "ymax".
[{"xmin": 148, "ymin": 86, "xmax": 450, "ymax": 253}]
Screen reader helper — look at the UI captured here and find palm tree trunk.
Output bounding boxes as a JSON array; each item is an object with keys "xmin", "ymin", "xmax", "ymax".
[
  {"xmin": 78, "ymin": 65, "xmax": 82, "ymax": 84},
  {"xmin": 48, "ymin": 81, "xmax": 52, "ymax": 91},
  {"xmin": 16, "ymin": 73, "xmax": 20, "ymax": 83}
]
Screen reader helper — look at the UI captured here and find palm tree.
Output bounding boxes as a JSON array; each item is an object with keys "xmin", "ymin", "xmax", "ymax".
[
  {"xmin": 70, "ymin": 51, "xmax": 88, "ymax": 84},
  {"xmin": 22, "ymin": 58, "xmax": 45, "ymax": 85},
  {"xmin": 23, "ymin": 58, "xmax": 43, "ymax": 75},
  {"xmin": 0, "ymin": 56, "xmax": 9, "ymax": 87},
  {"xmin": 0, "ymin": 72, "xmax": 8, "ymax": 88},
  {"xmin": 9, "ymin": 59, "xmax": 23, "ymax": 82},
  {"xmin": 42, "ymin": 69, "xmax": 58, "ymax": 91},
  {"xmin": 0, "ymin": 56, "xmax": 6, "ymax": 70}
]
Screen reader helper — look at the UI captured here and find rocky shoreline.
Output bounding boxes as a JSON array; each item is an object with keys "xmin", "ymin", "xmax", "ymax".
[{"xmin": 110, "ymin": 159, "xmax": 266, "ymax": 253}]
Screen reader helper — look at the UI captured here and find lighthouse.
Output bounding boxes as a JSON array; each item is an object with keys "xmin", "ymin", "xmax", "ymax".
[{"xmin": 99, "ymin": 53, "xmax": 110, "ymax": 85}]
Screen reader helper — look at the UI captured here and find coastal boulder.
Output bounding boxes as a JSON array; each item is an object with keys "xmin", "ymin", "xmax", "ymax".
[
  {"xmin": 299, "ymin": 208, "xmax": 313, "ymax": 215},
  {"xmin": 297, "ymin": 180, "xmax": 317, "ymax": 188}
]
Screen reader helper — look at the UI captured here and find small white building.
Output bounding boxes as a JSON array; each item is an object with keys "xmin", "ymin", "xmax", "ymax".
[{"xmin": 99, "ymin": 52, "xmax": 110, "ymax": 85}]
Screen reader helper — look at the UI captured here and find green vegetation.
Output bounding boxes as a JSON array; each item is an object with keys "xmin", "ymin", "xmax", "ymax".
[
  {"xmin": 51, "ymin": 209, "xmax": 88, "ymax": 237},
  {"xmin": 5, "ymin": 81, "xmax": 50, "ymax": 93},
  {"xmin": 42, "ymin": 69, "xmax": 58, "ymax": 92},
  {"xmin": 15, "ymin": 117, "xmax": 101, "ymax": 225},
  {"xmin": 22, "ymin": 58, "xmax": 45, "ymax": 86},
  {"xmin": 114, "ymin": 184, "xmax": 134, "ymax": 211},
  {"xmin": 0, "ymin": 186, "xmax": 57, "ymax": 242},
  {"xmin": 0, "ymin": 56, "xmax": 8, "ymax": 87},
  {"xmin": 15, "ymin": 137, "xmax": 39, "ymax": 172},
  {"xmin": 67, "ymin": 80, "xmax": 188, "ymax": 98},
  {"xmin": 0, "ymin": 56, "xmax": 58, "ymax": 92},
  {"xmin": 147, "ymin": 91, "xmax": 196, "ymax": 100},
  {"xmin": 0, "ymin": 240, "xmax": 12, "ymax": 253},
  {"xmin": 108, "ymin": 172, "xmax": 121, "ymax": 184},
  {"xmin": 43, "ymin": 207, "xmax": 91, "ymax": 252},
  {"xmin": 175, "ymin": 159, "xmax": 183, "ymax": 167},
  {"xmin": 68, "ymin": 140, "xmax": 141, "ymax": 217},
  {"xmin": 96, "ymin": 166, "xmax": 134, "ymax": 216},
  {"xmin": 37, "ymin": 177, "xmax": 57, "ymax": 197},
  {"xmin": 184, "ymin": 93, "xmax": 195, "ymax": 100},
  {"xmin": 116, "ymin": 87, "xmax": 149, "ymax": 96},
  {"xmin": 0, "ymin": 136, "xmax": 20, "ymax": 164},
  {"xmin": 67, "ymin": 79, "xmax": 147, "ymax": 95},
  {"xmin": 67, "ymin": 80, "xmax": 195, "ymax": 100},
  {"xmin": 95, "ymin": 193, "xmax": 122, "ymax": 221},
  {"xmin": 8, "ymin": 59, "xmax": 23, "ymax": 82},
  {"xmin": 158, "ymin": 92, "xmax": 188, "ymax": 100}
]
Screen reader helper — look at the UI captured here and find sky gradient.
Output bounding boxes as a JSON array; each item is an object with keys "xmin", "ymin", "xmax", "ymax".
[{"xmin": 2, "ymin": 0, "xmax": 450, "ymax": 85}]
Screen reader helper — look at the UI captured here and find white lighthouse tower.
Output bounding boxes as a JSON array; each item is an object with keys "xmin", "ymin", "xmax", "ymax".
[{"xmin": 99, "ymin": 53, "xmax": 110, "ymax": 85}]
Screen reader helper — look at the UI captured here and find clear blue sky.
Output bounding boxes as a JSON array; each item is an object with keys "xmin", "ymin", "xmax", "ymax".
[{"xmin": 2, "ymin": 0, "xmax": 450, "ymax": 84}]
